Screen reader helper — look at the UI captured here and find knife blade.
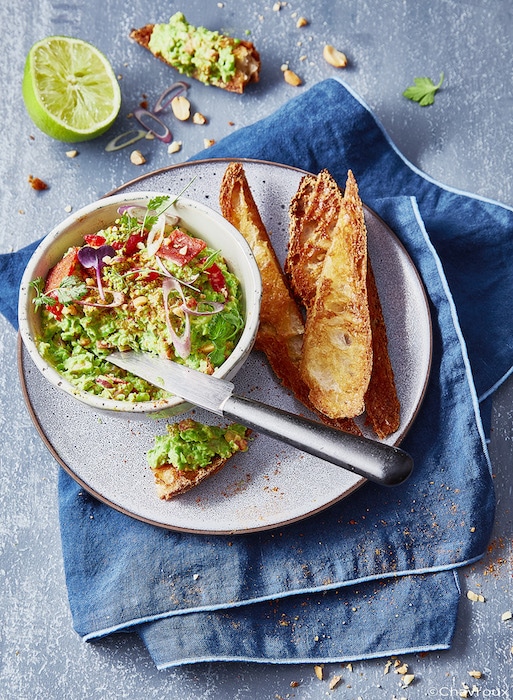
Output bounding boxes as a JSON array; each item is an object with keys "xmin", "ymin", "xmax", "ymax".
[{"xmin": 108, "ymin": 351, "xmax": 413, "ymax": 486}]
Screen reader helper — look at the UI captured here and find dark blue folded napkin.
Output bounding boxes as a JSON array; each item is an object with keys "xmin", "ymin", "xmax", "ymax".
[{"xmin": 3, "ymin": 78, "xmax": 511, "ymax": 668}]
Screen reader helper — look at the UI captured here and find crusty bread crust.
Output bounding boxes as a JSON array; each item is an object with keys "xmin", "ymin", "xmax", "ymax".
[
  {"xmin": 130, "ymin": 25, "xmax": 260, "ymax": 93},
  {"xmin": 286, "ymin": 169, "xmax": 400, "ymax": 434},
  {"xmin": 297, "ymin": 171, "xmax": 372, "ymax": 418},
  {"xmin": 220, "ymin": 162, "xmax": 361, "ymax": 436},
  {"xmin": 152, "ymin": 454, "xmax": 230, "ymax": 500}
]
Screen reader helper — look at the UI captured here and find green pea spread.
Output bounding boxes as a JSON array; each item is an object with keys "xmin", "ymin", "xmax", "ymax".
[
  {"xmin": 32, "ymin": 198, "xmax": 245, "ymax": 403},
  {"xmin": 147, "ymin": 419, "xmax": 248, "ymax": 471},
  {"xmin": 148, "ymin": 12, "xmax": 239, "ymax": 85}
]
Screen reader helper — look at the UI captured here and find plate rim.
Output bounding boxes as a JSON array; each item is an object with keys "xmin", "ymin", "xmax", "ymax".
[{"xmin": 18, "ymin": 158, "xmax": 432, "ymax": 535}]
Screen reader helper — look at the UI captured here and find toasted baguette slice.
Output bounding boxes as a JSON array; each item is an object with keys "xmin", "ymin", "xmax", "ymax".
[
  {"xmin": 287, "ymin": 169, "xmax": 400, "ymax": 433},
  {"xmin": 295, "ymin": 171, "xmax": 373, "ymax": 419},
  {"xmin": 130, "ymin": 13, "xmax": 260, "ymax": 94},
  {"xmin": 364, "ymin": 263, "xmax": 401, "ymax": 438},
  {"xmin": 148, "ymin": 419, "xmax": 249, "ymax": 499},
  {"xmin": 285, "ymin": 170, "xmax": 341, "ymax": 309},
  {"xmin": 220, "ymin": 162, "xmax": 361, "ymax": 435},
  {"xmin": 151, "ymin": 455, "xmax": 229, "ymax": 500}
]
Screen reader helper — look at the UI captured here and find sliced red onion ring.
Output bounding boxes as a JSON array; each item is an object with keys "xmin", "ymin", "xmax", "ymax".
[
  {"xmin": 153, "ymin": 81, "xmax": 189, "ymax": 114},
  {"xmin": 117, "ymin": 205, "xmax": 148, "ymax": 219},
  {"xmin": 162, "ymin": 278, "xmax": 191, "ymax": 359},
  {"xmin": 133, "ymin": 107, "xmax": 172, "ymax": 143},
  {"xmin": 105, "ymin": 129, "xmax": 147, "ymax": 152},
  {"xmin": 146, "ymin": 213, "xmax": 166, "ymax": 256}
]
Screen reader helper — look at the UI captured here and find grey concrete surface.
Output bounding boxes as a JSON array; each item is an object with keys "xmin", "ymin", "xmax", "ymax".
[{"xmin": 1, "ymin": 1, "xmax": 512, "ymax": 698}]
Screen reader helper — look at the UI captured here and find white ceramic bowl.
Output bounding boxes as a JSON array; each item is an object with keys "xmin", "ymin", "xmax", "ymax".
[{"xmin": 18, "ymin": 192, "xmax": 262, "ymax": 415}]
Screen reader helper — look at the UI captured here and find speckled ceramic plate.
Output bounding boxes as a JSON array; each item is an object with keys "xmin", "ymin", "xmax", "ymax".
[{"xmin": 19, "ymin": 159, "xmax": 432, "ymax": 535}]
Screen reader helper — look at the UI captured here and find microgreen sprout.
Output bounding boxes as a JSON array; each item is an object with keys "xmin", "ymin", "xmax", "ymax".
[{"xmin": 77, "ymin": 244, "xmax": 116, "ymax": 300}]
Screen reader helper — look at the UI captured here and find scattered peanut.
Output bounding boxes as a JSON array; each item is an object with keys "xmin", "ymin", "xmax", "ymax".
[
  {"xmin": 167, "ymin": 140, "xmax": 182, "ymax": 154},
  {"xmin": 130, "ymin": 150, "xmax": 146, "ymax": 165},
  {"xmin": 501, "ymin": 610, "xmax": 512, "ymax": 621},
  {"xmin": 323, "ymin": 44, "xmax": 348, "ymax": 68},
  {"xmin": 313, "ymin": 664, "xmax": 324, "ymax": 680},
  {"xmin": 203, "ymin": 138, "xmax": 216, "ymax": 148},
  {"xmin": 402, "ymin": 673, "xmax": 415, "ymax": 687},
  {"xmin": 171, "ymin": 95, "xmax": 191, "ymax": 121},
  {"xmin": 467, "ymin": 590, "xmax": 485, "ymax": 602},
  {"xmin": 468, "ymin": 670, "xmax": 482, "ymax": 679},
  {"xmin": 328, "ymin": 675, "xmax": 342, "ymax": 690},
  {"xmin": 284, "ymin": 69, "xmax": 302, "ymax": 86},
  {"xmin": 296, "ymin": 16, "xmax": 308, "ymax": 28},
  {"xmin": 192, "ymin": 111, "xmax": 207, "ymax": 125},
  {"xmin": 65, "ymin": 149, "xmax": 78, "ymax": 158}
]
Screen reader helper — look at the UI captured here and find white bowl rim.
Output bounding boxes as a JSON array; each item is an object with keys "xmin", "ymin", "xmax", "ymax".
[{"xmin": 18, "ymin": 191, "xmax": 262, "ymax": 414}]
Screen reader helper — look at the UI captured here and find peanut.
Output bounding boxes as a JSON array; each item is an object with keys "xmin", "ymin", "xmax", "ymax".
[{"xmin": 323, "ymin": 44, "xmax": 348, "ymax": 68}]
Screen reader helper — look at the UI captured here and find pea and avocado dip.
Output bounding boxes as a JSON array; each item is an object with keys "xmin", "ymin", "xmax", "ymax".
[
  {"xmin": 148, "ymin": 12, "xmax": 239, "ymax": 86},
  {"xmin": 31, "ymin": 195, "xmax": 245, "ymax": 403},
  {"xmin": 147, "ymin": 419, "xmax": 249, "ymax": 472}
]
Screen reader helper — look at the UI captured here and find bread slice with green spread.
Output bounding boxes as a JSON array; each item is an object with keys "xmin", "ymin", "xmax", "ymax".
[
  {"xmin": 146, "ymin": 419, "xmax": 249, "ymax": 499},
  {"xmin": 130, "ymin": 12, "xmax": 260, "ymax": 93}
]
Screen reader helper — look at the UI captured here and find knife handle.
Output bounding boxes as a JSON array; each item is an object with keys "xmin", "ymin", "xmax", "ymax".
[{"xmin": 222, "ymin": 395, "xmax": 413, "ymax": 486}]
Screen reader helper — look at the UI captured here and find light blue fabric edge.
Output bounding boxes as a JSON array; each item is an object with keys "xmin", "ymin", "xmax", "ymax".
[
  {"xmin": 408, "ymin": 197, "xmax": 492, "ymax": 476},
  {"xmin": 333, "ymin": 76, "xmax": 513, "ymax": 401},
  {"xmin": 151, "ymin": 643, "xmax": 452, "ymax": 670},
  {"xmin": 333, "ymin": 77, "xmax": 513, "ymax": 213},
  {"xmin": 81, "ymin": 555, "xmax": 476, "ymax": 642}
]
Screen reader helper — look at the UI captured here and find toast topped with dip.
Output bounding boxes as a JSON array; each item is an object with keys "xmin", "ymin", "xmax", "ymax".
[{"xmin": 130, "ymin": 12, "xmax": 260, "ymax": 93}]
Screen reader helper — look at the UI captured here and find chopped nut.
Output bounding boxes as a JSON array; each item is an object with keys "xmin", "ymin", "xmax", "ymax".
[
  {"xmin": 290, "ymin": 681, "xmax": 299, "ymax": 688},
  {"xmin": 346, "ymin": 663, "xmax": 353, "ymax": 672},
  {"xmin": 323, "ymin": 44, "xmax": 348, "ymax": 68},
  {"xmin": 395, "ymin": 663, "xmax": 408, "ymax": 675},
  {"xmin": 65, "ymin": 149, "xmax": 78, "ymax": 158},
  {"xmin": 384, "ymin": 660, "xmax": 392, "ymax": 674},
  {"xmin": 313, "ymin": 664, "xmax": 324, "ymax": 680},
  {"xmin": 468, "ymin": 670, "xmax": 482, "ymax": 679},
  {"xmin": 402, "ymin": 674, "xmax": 415, "ymax": 687},
  {"xmin": 501, "ymin": 610, "xmax": 512, "ymax": 621},
  {"xmin": 193, "ymin": 573, "xmax": 199, "ymax": 580},
  {"xmin": 64, "ymin": 204, "xmax": 72, "ymax": 213},
  {"xmin": 192, "ymin": 111, "xmax": 207, "ymax": 125},
  {"xmin": 467, "ymin": 590, "xmax": 485, "ymax": 602},
  {"xmin": 284, "ymin": 69, "xmax": 302, "ymax": 86},
  {"xmin": 167, "ymin": 140, "xmax": 182, "ymax": 154},
  {"xmin": 203, "ymin": 138, "xmax": 216, "ymax": 148},
  {"xmin": 130, "ymin": 150, "xmax": 146, "ymax": 165},
  {"xmin": 133, "ymin": 295, "xmax": 148, "ymax": 308},
  {"xmin": 328, "ymin": 675, "xmax": 342, "ymax": 690},
  {"xmin": 296, "ymin": 16, "xmax": 308, "ymax": 28},
  {"xmin": 28, "ymin": 174, "xmax": 48, "ymax": 190},
  {"xmin": 171, "ymin": 95, "xmax": 191, "ymax": 121}
]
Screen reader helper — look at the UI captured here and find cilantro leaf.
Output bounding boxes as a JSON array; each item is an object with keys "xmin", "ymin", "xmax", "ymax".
[
  {"xmin": 30, "ymin": 275, "xmax": 87, "ymax": 309},
  {"xmin": 54, "ymin": 275, "xmax": 88, "ymax": 305},
  {"xmin": 30, "ymin": 277, "xmax": 58, "ymax": 308},
  {"xmin": 403, "ymin": 72, "xmax": 444, "ymax": 106}
]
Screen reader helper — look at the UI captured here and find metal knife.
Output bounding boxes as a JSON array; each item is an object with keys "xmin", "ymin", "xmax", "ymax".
[{"xmin": 108, "ymin": 351, "xmax": 413, "ymax": 486}]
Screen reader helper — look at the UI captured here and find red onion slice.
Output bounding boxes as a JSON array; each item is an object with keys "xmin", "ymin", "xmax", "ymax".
[{"xmin": 133, "ymin": 108, "xmax": 172, "ymax": 143}]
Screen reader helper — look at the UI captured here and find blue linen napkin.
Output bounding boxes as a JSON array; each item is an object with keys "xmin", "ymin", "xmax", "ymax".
[{"xmin": 3, "ymin": 77, "xmax": 511, "ymax": 668}]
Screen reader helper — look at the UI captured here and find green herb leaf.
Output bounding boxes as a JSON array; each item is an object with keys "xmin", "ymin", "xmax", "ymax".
[
  {"xmin": 403, "ymin": 72, "xmax": 444, "ymax": 106},
  {"xmin": 54, "ymin": 275, "xmax": 88, "ymax": 305},
  {"xmin": 30, "ymin": 277, "xmax": 58, "ymax": 308}
]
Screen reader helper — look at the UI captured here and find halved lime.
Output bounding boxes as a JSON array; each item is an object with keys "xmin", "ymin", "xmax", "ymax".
[{"xmin": 22, "ymin": 36, "xmax": 121, "ymax": 142}]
